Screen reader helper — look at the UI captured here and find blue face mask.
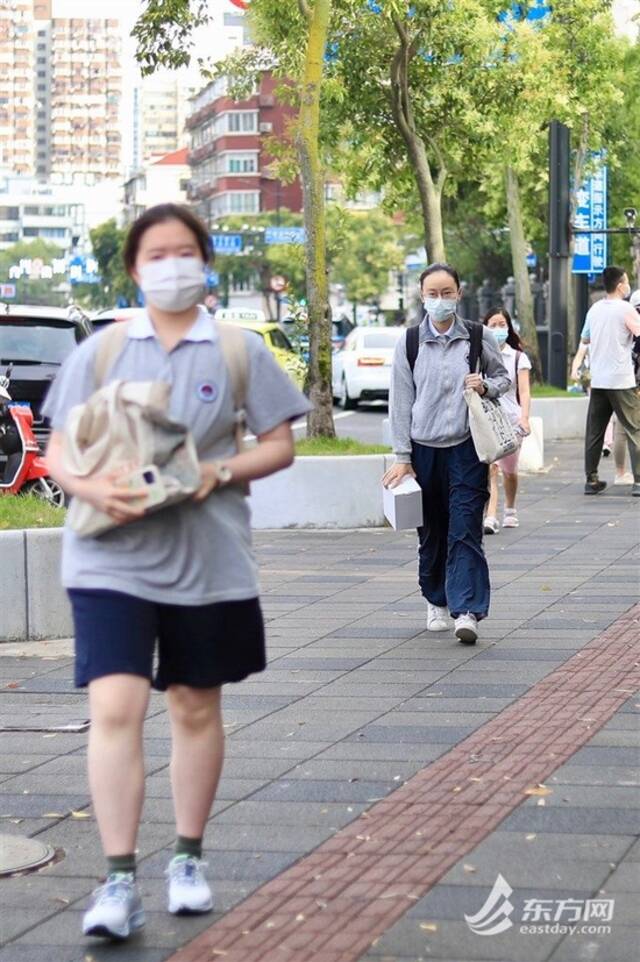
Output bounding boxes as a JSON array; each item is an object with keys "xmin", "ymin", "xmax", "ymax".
[
  {"xmin": 423, "ymin": 296, "xmax": 457, "ymax": 323},
  {"xmin": 492, "ymin": 328, "xmax": 508, "ymax": 344}
]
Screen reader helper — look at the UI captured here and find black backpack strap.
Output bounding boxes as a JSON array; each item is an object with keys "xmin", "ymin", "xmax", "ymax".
[
  {"xmin": 406, "ymin": 324, "xmax": 420, "ymax": 378},
  {"xmin": 466, "ymin": 321, "xmax": 484, "ymax": 373}
]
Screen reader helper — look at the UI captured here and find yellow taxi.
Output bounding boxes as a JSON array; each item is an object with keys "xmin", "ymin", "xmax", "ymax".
[{"xmin": 214, "ymin": 309, "xmax": 307, "ymax": 390}]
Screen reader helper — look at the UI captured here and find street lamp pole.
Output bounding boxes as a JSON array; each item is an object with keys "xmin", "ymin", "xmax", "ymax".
[{"xmin": 548, "ymin": 120, "xmax": 570, "ymax": 389}]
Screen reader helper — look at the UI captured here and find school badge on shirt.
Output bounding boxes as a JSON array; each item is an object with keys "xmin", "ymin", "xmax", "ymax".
[{"xmin": 197, "ymin": 382, "xmax": 218, "ymax": 403}]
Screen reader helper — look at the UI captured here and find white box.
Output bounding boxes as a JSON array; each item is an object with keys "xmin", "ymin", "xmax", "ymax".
[{"xmin": 383, "ymin": 477, "xmax": 423, "ymax": 530}]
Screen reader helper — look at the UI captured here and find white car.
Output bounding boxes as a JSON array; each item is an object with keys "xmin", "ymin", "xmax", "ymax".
[{"xmin": 332, "ymin": 326, "xmax": 404, "ymax": 409}]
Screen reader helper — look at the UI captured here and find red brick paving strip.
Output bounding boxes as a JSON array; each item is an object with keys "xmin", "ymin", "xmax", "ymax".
[{"xmin": 166, "ymin": 604, "xmax": 640, "ymax": 962}]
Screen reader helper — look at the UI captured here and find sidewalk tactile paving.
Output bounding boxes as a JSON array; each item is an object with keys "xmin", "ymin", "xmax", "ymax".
[{"xmin": 163, "ymin": 605, "xmax": 640, "ymax": 962}]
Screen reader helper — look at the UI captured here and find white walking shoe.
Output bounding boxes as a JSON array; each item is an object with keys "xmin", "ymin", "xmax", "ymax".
[
  {"xmin": 614, "ymin": 472, "xmax": 634, "ymax": 486},
  {"xmin": 483, "ymin": 516, "xmax": 500, "ymax": 535},
  {"xmin": 166, "ymin": 854, "xmax": 213, "ymax": 915},
  {"xmin": 82, "ymin": 873, "xmax": 145, "ymax": 940},
  {"xmin": 426, "ymin": 602, "xmax": 449, "ymax": 632},
  {"xmin": 454, "ymin": 613, "xmax": 479, "ymax": 645}
]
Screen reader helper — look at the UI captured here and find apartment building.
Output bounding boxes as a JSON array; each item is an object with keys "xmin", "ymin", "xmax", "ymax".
[
  {"xmin": 0, "ymin": 3, "xmax": 123, "ymax": 183},
  {"xmin": 0, "ymin": 170, "xmax": 86, "ymax": 253},
  {"xmin": 123, "ymin": 148, "xmax": 190, "ymax": 224},
  {"xmin": 186, "ymin": 73, "xmax": 302, "ymax": 224},
  {"xmin": 48, "ymin": 17, "xmax": 123, "ymax": 183},
  {"xmin": 0, "ymin": 1, "xmax": 36, "ymax": 176},
  {"xmin": 132, "ymin": 75, "xmax": 195, "ymax": 170}
]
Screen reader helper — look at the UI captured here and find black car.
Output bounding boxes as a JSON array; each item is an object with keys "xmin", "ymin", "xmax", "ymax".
[{"xmin": 0, "ymin": 304, "xmax": 93, "ymax": 445}]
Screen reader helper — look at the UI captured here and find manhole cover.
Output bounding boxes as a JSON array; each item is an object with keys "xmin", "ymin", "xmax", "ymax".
[{"xmin": 0, "ymin": 834, "xmax": 56, "ymax": 876}]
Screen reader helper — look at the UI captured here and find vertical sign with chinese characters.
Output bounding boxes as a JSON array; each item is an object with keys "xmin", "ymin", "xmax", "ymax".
[{"xmin": 572, "ymin": 160, "xmax": 608, "ymax": 274}]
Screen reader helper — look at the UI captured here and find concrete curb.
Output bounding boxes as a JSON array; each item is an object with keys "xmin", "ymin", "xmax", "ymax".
[
  {"xmin": 0, "ymin": 528, "xmax": 72, "ymax": 643},
  {"xmin": 249, "ymin": 454, "xmax": 395, "ymax": 529},
  {"xmin": 530, "ymin": 396, "xmax": 588, "ymax": 439}
]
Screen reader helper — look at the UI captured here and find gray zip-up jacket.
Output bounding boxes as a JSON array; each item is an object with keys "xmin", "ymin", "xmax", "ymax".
[{"xmin": 390, "ymin": 315, "xmax": 510, "ymax": 462}]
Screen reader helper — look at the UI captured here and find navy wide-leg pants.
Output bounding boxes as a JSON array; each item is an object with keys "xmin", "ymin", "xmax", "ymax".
[{"xmin": 411, "ymin": 438, "xmax": 490, "ymax": 620}]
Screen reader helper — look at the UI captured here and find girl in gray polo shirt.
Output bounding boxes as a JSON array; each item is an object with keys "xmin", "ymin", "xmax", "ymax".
[{"xmin": 43, "ymin": 204, "xmax": 311, "ymax": 940}]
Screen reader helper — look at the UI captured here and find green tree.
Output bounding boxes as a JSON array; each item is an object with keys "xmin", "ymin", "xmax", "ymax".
[
  {"xmin": 326, "ymin": 205, "xmax": 404, "ymax": 306},
  {"xmin": 135, "ymin": 0, "xmax": 336, "ymax": 437},
  {"xmin": 0, "ymin": 239, "xmax": 65, "ymax": 306},
  {"xmin": 89, "ymin": 219, "xmax": 138, "ymax": 308},
  {"xmin": 609, "ymin": 40, "xmax": 640, "ymax": 276},
  {"xmin": 323, "ymin": 0, "xmax": 506, "ymax": 264}
]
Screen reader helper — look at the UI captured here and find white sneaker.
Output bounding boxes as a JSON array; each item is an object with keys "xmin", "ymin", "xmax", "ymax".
[
  {"xmin": 166, "ymin": 855, "xmax": 213, "ymax": 915},
  {"xmin": 454, "ymin": 613, "xmax": 479, "ymax": 645},
  {"xmin": 426, "ymin": 602, "xmax": 449, "ymax": 632},
  {"xmin": 82, "ymin": 873, "xmax": 145, "ymax": 940},
  {"xmin": 502, "ymin": 510, "xmax": 519, "ymax": 528},
  {"xmin": 614, "ymin": 472, "xmax": 634, "ymax": 486},
  {"xmin": 484, "ymin": 516, "xmax": 500, "ymax": 534}
]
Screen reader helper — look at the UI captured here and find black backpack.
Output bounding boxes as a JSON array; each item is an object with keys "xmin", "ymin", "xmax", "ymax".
[{"xmin": 406, "ymin": 320, "xmax": 484, "ymax": 380}]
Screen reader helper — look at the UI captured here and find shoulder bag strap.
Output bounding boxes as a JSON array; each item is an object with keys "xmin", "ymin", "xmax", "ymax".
[
  {"xmin": 515, "ymin": 350, "xmax": 521, "ymax": 406},
  {"xmin": 93, "ymin": 322, "xmax": 130, "ymax": 386},
  {"xmin": 216, "ymin": 321, "xmax": 249, "ymax": 454},
  {"xmin": 405, "ymin": 324, "xmax": 420, "ymax": 379},
  {"xmin": 466, "ymin": 321, "xmax": 484, "ymax": 374}
]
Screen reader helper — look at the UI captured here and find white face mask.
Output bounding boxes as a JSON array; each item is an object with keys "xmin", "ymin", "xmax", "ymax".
[
  {"xmin": 492, "ymin": 328, "xmax": 508, "ymax": 344},
  {"xmin": 139, "ymin": 256, "xmax": 204, "ymax": 313},
  {"xmin": 423, "ymin": 296, "xmax": 458, "ymax": 323}
]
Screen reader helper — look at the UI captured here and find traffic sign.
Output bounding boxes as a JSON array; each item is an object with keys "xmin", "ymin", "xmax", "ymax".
[
  {"xmin": 212, "ymin": 234, "xmax": 243, "ymax": 254},
  {"xmin": 0, "ymin": 284, "xmax": 16, "ymax": 299},
  {"xmin": 265, "ymin": 226, "xmax": 305, "ymax": 245},
  {"xmin": 270, "ymin": 275, "xmax": 287, "ymax": 292},
  {"xmin": 205, "ymin": 268, "xmax": 219, "ymax": 289},
  {"xmin": 572, "ymin": 158, "xmax": 608, "ymax": 275}
]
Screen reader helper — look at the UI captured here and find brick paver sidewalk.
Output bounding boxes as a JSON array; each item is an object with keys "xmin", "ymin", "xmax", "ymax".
[{"xmin": 0, "ymin": 440, "xmax": 638, "ymax": 962}]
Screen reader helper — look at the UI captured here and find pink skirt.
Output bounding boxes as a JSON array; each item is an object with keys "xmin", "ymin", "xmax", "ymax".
[{"xmin": 497, "ymin": 448, "xmax": 520, "ymax": 474}]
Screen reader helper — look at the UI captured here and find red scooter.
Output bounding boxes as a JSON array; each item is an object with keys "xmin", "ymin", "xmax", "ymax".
[{"xmin": 0, "ymin": 365, "xmax": 65, "ymax": 506}]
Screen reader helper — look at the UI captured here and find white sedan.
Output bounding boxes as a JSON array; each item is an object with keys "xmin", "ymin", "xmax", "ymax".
[{"xmin": 332, "ymin": 326, "xmax": 404, "ymax": 409}]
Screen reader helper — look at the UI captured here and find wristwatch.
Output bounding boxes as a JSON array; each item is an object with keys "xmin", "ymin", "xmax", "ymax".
[{"xmin": 212, "ymin": 461, "xmax": 233, "ymax": 487}]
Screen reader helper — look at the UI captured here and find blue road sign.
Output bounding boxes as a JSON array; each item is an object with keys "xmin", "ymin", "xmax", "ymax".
[
  {"xmin": 205, "ymin": 269, "xmax": 219, "ymax": 289},
  {"xmin": 212, "ymin": 234, "xmax": 243, "ymax": 254},
  {"xmin": 572, "ymin": 160, "xmax": 608, "ymax": 275},
  {"xmin": 265, "ymin": 226, "xmax": 306, "ymax": 245},
  {"xmin": 68, "ymin": 254, "xmax": 101, "ymax": 285},
  {"xmin": 526, "ymin": 252, "xmax": 538, "ymax": 269}
]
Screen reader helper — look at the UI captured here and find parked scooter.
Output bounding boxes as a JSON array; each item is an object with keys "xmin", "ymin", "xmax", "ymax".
[{"xmin": 0, "ymin": 365, "xmax": 65, "ymax": 506}]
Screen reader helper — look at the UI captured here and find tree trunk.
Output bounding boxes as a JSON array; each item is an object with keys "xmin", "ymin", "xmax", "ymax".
[
  {"xmin": 504, "ymin": 165, "xmax": 542, "ymax": 379},
  {"xmin": 390, "ymin": 19, "xmax": 446, "ymax": 263},
  {"xmin": 296, "ymin": 0, "xmax": 334, "ymax": 438}
]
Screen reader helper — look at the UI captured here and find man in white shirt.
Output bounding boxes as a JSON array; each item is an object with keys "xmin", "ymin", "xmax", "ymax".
[{"xmin": 582, "ymin": 266, "xmax": 640, "ymax": 497}]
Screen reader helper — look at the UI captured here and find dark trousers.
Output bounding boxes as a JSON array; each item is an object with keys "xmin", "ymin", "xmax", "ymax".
[
  {"xmin": 585, "ymin": 387, "xmax": 640, "ymax": 482},
  {"xmin": 412, "ymin": 438, "xmax": 490, "ymax": 620}
]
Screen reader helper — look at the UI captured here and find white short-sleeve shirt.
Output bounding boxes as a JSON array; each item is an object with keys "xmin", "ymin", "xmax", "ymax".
[
  {"xmin": 583, "ymin": 299, "xmax": 637, "ymax": 389},
  {"xmin": 498, "ymin": 344, "xmax": 531, "ymax": 424}
]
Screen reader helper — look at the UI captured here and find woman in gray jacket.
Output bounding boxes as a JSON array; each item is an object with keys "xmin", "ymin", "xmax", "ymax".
[{"xmin": 383, "ymin": 264, "xmax": 509, "ymax": 644}]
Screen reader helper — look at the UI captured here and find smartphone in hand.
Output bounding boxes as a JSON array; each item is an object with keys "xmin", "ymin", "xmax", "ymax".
[{"xmin": 120, "ymin": 465, "xmax": 166, "ymax": 510}]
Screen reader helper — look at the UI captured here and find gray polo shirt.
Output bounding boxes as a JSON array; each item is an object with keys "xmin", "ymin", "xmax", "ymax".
[{"xmin": 42, "ymin": 308, "xmax": 311, "ymax": 605}]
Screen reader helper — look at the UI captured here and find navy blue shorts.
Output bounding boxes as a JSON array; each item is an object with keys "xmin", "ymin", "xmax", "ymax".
[{"xmin": 68, "ymin": 589, "xmax": 266, "ymax": 691}]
